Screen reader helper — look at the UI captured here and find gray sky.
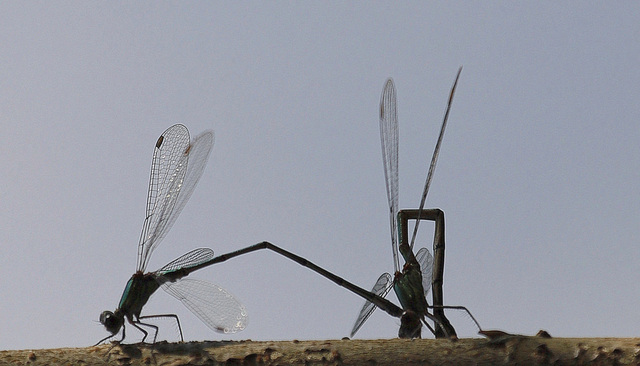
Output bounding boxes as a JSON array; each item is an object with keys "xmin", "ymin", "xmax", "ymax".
[{"xmin": 1, "ymin": 2, "xmax": 638, "ymax": 350}]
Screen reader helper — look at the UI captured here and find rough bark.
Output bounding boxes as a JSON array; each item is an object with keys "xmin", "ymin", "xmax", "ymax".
[{"xmin": 2, "ymin": 336, "xmax": 640, "ymax": 365}]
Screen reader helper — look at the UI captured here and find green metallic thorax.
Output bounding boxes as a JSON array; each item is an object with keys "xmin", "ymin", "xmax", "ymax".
[
  {"xmin": 394, "ymin": 244, "xmax": 429, "ymax": 315},
  {"xmin": 394, "ymin": 213, "xmax": 430, "ymax": 316},
  {"xmin": 117, "ymin": 272, "xmax": 161, "ymax": 319}
]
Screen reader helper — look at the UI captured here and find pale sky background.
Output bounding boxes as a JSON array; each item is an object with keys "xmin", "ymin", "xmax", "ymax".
[{"xmin": 1, "ymin": 2, "xmax": 638, "ymax": 350}]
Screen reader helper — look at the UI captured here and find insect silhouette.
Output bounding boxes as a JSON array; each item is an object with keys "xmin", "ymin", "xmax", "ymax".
[
  {"xmin": 351, "ymin": 68, "xmax": 479, "ymax": 339},
  {"xmin": 96, "ymin": 124, "xmax": 247, "ymax": 345}
]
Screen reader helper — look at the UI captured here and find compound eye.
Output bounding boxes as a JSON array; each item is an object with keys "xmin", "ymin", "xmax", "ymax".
[
  {"xmin": 99, "ymin": 311, "xmax": 122, "ymax": 334},
  {"xmin": 99, "ymin": 311, "xmax": 113, "ymax": 324}
]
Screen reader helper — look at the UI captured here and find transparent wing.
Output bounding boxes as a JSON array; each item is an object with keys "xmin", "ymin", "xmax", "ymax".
[
  {"xmin": 409, "ymin": 68, "xmax": 462, "ymax": 250},
  {"xmin": 160, "ymin": 278, "xmax": 248, "ymax": 334},
  {"xmin": 350, "ymin": 272, "xmax": 393, "ymax": 337},
  {"xmin": 169, "ymin": 130, "xmax": 215, "ymax": 233},
  {"xmin": 379, "ymin": 79, "xmax": 400, "ymax": 272},
  {"xmin": 137, "ymin": 124, "xmax": 190, "ymax": 271},
  {"xmin": 137, "ymin": 124, "xmax": 214, "ymax": 272},
  {"xmin": 157, "ymin": 248, "xmax": 215, "ymax": 274},
  {"xmin": 415, "ymin": 247, "xmax": 433, "ymax": 299}
]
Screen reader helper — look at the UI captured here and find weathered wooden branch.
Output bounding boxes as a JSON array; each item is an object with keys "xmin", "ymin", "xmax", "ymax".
[{"xmin": 3, "ymin": 336, "xmax": 640, "ymax": 365}]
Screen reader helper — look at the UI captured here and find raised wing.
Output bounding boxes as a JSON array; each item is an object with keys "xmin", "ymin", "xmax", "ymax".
[
  {"xmin": 137, "ymin": 124, "xmax": 214, "ymax": 272},
  {"xmin": 409, "ymin": 68, "xmax": 462, "ymax": 250},
  {"xmin": 350, "ymin": 272, "xmax": 393, "ymax": 338},
  {"xmin": 415, "ymin": 247, "xmax": 433, "ymax": 299},
  {"xmin": 379, "ymin": 79, "xmax": 400, "ymax": 273},
  {"xmin": 160, "ymin": 278, "xmax": 248, "ymax": 334}
]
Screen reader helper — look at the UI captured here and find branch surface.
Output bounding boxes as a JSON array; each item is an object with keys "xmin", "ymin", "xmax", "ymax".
[{"xmin": 2, "ymin": 336, "xmax": 639, "ymax": 365}]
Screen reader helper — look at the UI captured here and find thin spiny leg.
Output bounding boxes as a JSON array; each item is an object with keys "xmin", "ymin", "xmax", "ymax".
[{"xmin": 138, "ymin": 313, "xmax": 184, "ymax": 343}]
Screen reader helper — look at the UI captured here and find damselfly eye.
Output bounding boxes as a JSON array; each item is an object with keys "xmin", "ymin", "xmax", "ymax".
[
  {"xmin": 99, "ymin": 310, "xmax": 111, "ymax": 324},
  {"xmin": 99, "ymin": 310, "xmax": 123, "ymax": 334}
]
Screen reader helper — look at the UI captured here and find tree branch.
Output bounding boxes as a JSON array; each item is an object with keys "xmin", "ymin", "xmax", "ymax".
[{"xmin": 3, "ymin": 336, "xmax": 639, "ymax": 365}]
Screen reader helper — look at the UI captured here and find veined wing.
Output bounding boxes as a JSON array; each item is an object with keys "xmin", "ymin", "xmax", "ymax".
[
  {"xmin": 409, "ymin": 68, "xmax": 462, "ymax": 250},
  {"xmin": 161, "ymin": 278, "xmax": 248, "ymax": 334},
  {"xmin": 415, "ymin": 247, "xmax": 433, "ymax": 299},
  {"xmin": 379, "ymin": 79, "xmax": 400, "ymax": 273},
  {"xmin": 156, "ymin": 248, "xmax": 215, "ymax": 275},
  {"xmin": 137, "ymin": 124, "xmax": 214, "ymax": 272},
  {"xmin": 169, "ymin": 130, "xmax": 214, "ymax": 239},
  {"xmin": 350, "ymin": 272, "xmax": 393, "ymax": 338}
]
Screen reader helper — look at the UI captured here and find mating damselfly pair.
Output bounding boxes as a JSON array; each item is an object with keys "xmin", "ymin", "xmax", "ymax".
[{"xmin": 96, "ymin": 68, "xmax": 481, "ymax": 345}]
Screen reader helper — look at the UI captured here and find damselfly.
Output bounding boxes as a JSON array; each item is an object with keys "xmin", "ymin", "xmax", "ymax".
[
  {"xmin": 96, "ymin": 124, "xmax": 247, "ymax": 345},
  {"xmin": 351, "ymin": 68, "xmax": 476, "ymax": 339}
]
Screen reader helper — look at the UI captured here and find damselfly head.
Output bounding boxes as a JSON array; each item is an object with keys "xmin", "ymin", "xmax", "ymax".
[
  {"xmin": 398, "ymin": 310, "xmax": 422, "ymax": 339},
  {"xmin": 99, "ymin": 310, "xmax": 124, "ymax": 334}
]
